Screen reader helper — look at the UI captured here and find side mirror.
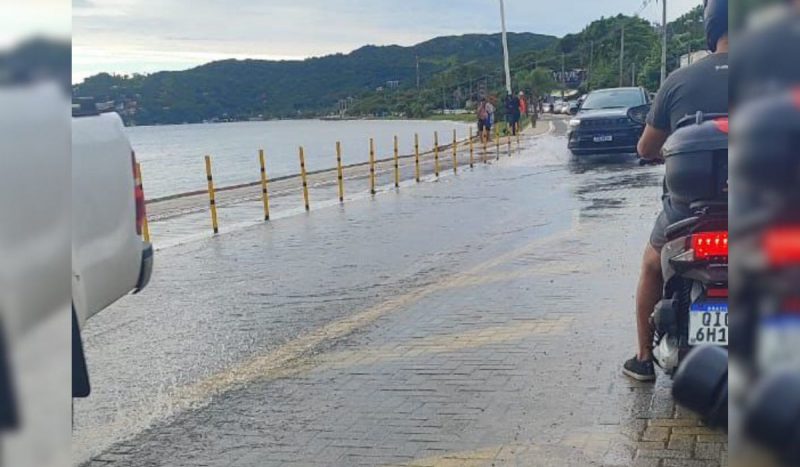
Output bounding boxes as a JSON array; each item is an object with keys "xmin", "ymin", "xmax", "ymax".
[{"xmin": 627, "ymin": 104, "xmax": 651, "ymax": 125}]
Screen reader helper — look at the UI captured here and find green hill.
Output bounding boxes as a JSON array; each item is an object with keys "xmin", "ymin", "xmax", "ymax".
[
  {"xmin": 74, "ymin": 7, "xmax": 706, "ymax": 126},
  {"xmin": 73, "ymin": 32, "xmax": 557, "ymax": 125}
]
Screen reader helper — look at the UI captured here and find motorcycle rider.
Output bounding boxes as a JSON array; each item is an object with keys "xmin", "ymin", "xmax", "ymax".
[{"xmin": 623, "ymin": 0, "xmax": 729, "ymax": 381}]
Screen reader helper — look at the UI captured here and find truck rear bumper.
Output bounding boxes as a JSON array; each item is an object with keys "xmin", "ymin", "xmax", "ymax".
[{"xmin": 134, "ymin": 242, "xmax": 153, "ymax": 293}]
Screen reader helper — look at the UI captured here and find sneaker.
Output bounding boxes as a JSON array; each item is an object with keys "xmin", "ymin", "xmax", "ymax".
[{"xmin": 623, "ymin": 356, "xmax": 656, "ymax": 382}]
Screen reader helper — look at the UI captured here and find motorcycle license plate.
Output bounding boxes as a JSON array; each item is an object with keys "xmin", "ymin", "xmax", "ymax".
[
  {"xmin": 688, "ymin": 301, "xmax": 728, "ymax": 346},
  {"xmin": 758, "ymin": 315, "xmax": 800, "ymax": 370},
  {"xmin": 593, "ymin": 135, "xmax": 613, "ymax": 143}
]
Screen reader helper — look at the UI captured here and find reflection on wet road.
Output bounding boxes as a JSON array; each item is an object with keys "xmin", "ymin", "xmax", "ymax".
[{"xmin": 76, "ymin": 119, "xmax": 726, "ymax": 466}]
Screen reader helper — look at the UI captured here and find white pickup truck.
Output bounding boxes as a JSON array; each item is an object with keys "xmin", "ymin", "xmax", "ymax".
[{"xmin": 71, "ymin": 98, "xmax": 154, "ymax": 396}]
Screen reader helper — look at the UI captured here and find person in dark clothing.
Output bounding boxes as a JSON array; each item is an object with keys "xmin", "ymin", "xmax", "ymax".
[
  {"xmin": 504, "ymin": 93, "xmax": 521, "ymax": 135},
  {"xmin": 730, "ymin": 0, "xmax": 800, "ymax": 106},
  {"xmin": 623, "ymin": 0, "xmax": 729, "ymax": 382}
]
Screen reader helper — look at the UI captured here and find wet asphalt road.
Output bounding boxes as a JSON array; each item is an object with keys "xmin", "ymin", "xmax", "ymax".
[{"xmin": 75, "ymin": 119, "xmax": 727, "ymax": 466}]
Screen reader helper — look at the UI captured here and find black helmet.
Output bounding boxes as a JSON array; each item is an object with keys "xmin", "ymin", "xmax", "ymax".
[{"xmin": 704, "ymin": 0, "xmax": 729, "ymax": 52}]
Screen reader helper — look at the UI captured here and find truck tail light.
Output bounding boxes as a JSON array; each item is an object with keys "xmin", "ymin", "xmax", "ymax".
[
  {"xmin": 132, "ymin": 150, "xmax": 146, "ymax": 236},
  {"xmin": 691, "ymin": 231, "xmax": 728, "ymax": 261}
]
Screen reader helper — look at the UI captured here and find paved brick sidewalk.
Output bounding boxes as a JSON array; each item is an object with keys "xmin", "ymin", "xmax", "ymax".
[{"xmin": 82, "ymin": 127, "xmax": 726, "ymax": 467}]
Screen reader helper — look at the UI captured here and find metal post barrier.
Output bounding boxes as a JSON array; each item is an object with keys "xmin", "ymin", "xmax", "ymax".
[
  {"xmin": 299, "ymin": 146, "xmax": 310, "ymax": 211},
  {"xmin": 452, "ymin": 129, "xmax": 458, "ymax": 174},
  {"xmin": 258, "ymin": 149, "xmax": 271, "ymax": 221},
  {"xmin": 336, "ymin": 141, "xmax": 344, "ymax": 202},
  {"xmin": 434, "ymin": 131, "xmax": 440, "ymax": 177},
  {"xmin": 204, "ymin": 155, "xmax": 219, "ymax": 234},
  {"xmin": 482, "ymin": 133, "xmax": 488, "ymax": 164},
  {"xmin": 369, "ymin": 138, "xmax": 376, "ymax": 195},
  {"xmin": 134, "ymin": 162, "xmax": 151, "ymax": 242},
  {"xmin": 495, "ymin": 126, "xmax": 500, "ymax": 161},
  {"xmin": 414, "ymin": 133, "xmax": 421, "ymax": 182},
  {"xmin": 507, "ymin": 129, "xmax": 511, "ymax": 157},
  {"xmin": 393, "ymin": 135, "xmax": 400, "ymax": 188},
  {"xmin": 469, "ymin": 128, "xmax": 474, "ymax": 169}
]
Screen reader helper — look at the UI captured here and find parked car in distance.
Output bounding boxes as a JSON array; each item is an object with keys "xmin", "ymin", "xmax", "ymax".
[
  {"xmin": 567, "ymin": 87, "xmax": 650, "ymax": 156},
  {"xmin": 72, "ymin": 99, "xmax": 153, "ymax": 397},
  {"xmin": 568, "ymin": 101, "xmax": 581, "ymax": 115},
  {"xmin": 542, "ymin": 102, "xmax": 553, "ymax": 113},
  {"xmin": 552, "ymin": 100, "xmax": 563, "ymax": 114}
]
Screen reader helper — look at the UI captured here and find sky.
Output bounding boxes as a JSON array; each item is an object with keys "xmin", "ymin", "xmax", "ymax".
[
  {"xmin": 72, "ymin": 0, "xmax": 702, "ymax": 83},
  {"xmin": 1, "ymin": 0, "xmax": 71, "ymax": 48}
]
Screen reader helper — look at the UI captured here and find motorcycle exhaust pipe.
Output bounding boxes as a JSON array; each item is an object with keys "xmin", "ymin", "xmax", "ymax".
[{"xmin": 672, "ymin": 345, "xmax": 728, "ymax": 430}]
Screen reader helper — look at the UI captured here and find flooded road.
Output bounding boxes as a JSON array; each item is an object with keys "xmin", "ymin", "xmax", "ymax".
[{"xmin": 75, "ymin": 118, "xmax": 726, "ymax": 466}]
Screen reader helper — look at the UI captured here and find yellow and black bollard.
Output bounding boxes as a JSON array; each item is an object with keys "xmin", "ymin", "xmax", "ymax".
[
  {"xmin": 299, "ymin": 146, "xmax": 310, "ymax": 211},
  {"xmin": 258, "ymin": 149, "xmax": 271, "ymax": 221},
  {"xmin": 204, "ymin": 155, "xmax": 219, "ymax": 234},
  {"xmin": 414, "ymin": 133, "xmax": 421, "ymax": 183},
  {"xmin": 134, "ymin": 162, "xmax": 151, "ymax": 242},
  {"xmin": 482, "ymin": 133, "xmax": 488, "ymax": 164},
  {"xmin": 336, "ymin": 141, "xmax": 344, "ymax": 203},
  {"xmin": 434, "ymin": 131, "xmax": 440, "ymax": 177},
  {"xmin": 516, "ymin": 122, "xmax": 521, "ymax": 152},
  {"xmin": 495, "ymin": 126, "xmax": 500, "ymax": 161},
  {"xmin": 452, "ymin": 129, "xmax": 458, "ymax": 174},
  {"xmin": 394, "ymin": 135, "xmax": 400, "ymax": 188},
  {"xmin": 469, "ymin": 128, "xmax": 474, "ymax": 169},
  {"xmin": 369, "ymin": 138, "xmax": 376, "ymax": 195}
]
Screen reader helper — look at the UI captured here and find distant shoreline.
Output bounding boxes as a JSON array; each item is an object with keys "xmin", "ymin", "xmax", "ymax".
[{"xmin": 124, "ymin": 116, "xmax": 475, "ymax": 129}]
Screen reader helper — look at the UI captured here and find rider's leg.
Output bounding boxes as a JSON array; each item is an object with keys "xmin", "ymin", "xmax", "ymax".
[
  {"xmin": 636, "ymin": 244, "xmax": 663, "ymax": 361},
  {"xmin": 624, "ymin": 212, "xmax": 669, "ymax": 381}
]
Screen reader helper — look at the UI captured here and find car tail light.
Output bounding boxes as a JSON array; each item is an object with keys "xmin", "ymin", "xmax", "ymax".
[
  {"xmin": 691, "ymin": 231, "xmax": 728, "ymax": 260},
  {"xmin": 713, "ymin": 117, "xmax": 729, "ymax": 134},
  {"xmin": 763, "ymin": 227, "xmax": 800, "ymax": 267},
  {"xmin": 132, "ymin": 150, "xmax": 146, "ymax": 236}
]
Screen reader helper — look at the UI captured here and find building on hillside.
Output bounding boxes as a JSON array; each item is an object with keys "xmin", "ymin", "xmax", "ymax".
[{"xmin": 680, "ymin": 50, "xmax": 710, "ymax": 68}]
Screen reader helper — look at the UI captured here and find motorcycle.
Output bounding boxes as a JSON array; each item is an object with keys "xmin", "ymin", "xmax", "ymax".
[{"xmin": 628, "ymin": 105, "xmax": 729, "ymax": 376}]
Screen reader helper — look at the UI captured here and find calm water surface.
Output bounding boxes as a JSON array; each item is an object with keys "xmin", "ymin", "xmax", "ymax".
[{"xmin": 127, "ymin": 119, "xmax": 474, "ymax": 198}]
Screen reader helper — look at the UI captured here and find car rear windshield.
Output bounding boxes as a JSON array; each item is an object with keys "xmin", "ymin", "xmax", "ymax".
[{"xmin": 581, "ymin": 89, "xmax": 644, "ymax": 110}]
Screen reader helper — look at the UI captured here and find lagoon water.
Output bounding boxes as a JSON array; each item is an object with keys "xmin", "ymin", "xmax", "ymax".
[{"xmin": 127, "ymin": 119, "xmax": 474, "ymax": 199}]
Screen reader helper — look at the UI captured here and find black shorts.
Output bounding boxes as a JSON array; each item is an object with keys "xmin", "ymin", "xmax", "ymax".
[
  {"xmin": 478, "ymin": 119, "xmax": 491, "ymax": 133},
  {"xmin": 649, "ymin": 210, "xmax": 671, "ymax": 251}
]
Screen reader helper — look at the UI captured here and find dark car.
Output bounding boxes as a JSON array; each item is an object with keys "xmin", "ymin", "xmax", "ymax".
[{"xmin": 567, "ymin": 87, "xmax": 649, "ymax": 155}]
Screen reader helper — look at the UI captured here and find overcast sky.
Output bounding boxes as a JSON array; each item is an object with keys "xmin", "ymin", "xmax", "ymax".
[
  {"xmin": 1, "ymin": 0, "xmax": 70, "ymax": 48},
  {"xmin": 72, "ymin": 0, "xmax": 702, "ymax": 83}
]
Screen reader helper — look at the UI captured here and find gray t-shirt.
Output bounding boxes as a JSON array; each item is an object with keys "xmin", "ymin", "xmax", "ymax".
[
  {"xmin": 647, "ymin": 53, "xmax": 729, "ymax": 221},
  {"xmin": 647, "ymin": 53, "xmax": 729, "ymax": 133}
]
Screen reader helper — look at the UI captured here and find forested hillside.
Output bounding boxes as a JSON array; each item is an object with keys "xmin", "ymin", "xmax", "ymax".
[
  {"xmin": 73, "ymin": 33, "xmax": 556, "ymax": 125},
  {"xmin": 73, "ymin": 6, "xmax": 706, "ymax": 125}
]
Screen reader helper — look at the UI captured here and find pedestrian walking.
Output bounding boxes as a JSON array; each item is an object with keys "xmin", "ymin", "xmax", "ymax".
[
  {"xmin": 476, "ymin": 97, "xmax": 490, "ymax": 142},
  {"xmin": 504, "ymin": 92, "xmax": 521, "ymax": 136}
]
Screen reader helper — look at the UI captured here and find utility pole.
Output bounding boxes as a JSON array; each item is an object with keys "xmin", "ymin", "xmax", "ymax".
[
  {"xmin": 561, "ymin": 52, "xmax": 566, "ymax": 100},
  {"xmin": 499, "ymin": 0, "xmax": 512, "ymax": 94},
  {"xmin": 660, "ymin": 0, "xmax": 667, "ymax": 85},
  {"xmin": 588, "ymin": 40, "xmax": 594, "ymax": 91},
  {"xmin": 619, "ymin": 24, "xmax": 625, "ymax": 87},
  {"xmin": 442, "ymin": 87, "xmax": 446, "ymax": 114},
  {"xmin": 631, "ymin": 62, "xmax": 636, "ymax": 86}
]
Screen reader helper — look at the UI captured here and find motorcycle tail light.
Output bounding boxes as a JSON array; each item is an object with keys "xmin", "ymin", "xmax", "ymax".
[
  {"xmin": 691, "ymin": 231, "xmax": 728, "ymax": 261},
  {"xmin": 707, "ymin": 288, "xmax": 728, "ymax": 298},
  {"xmin": 763, "ymin": 227, "xmax": 800, "ymax": 267}
]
